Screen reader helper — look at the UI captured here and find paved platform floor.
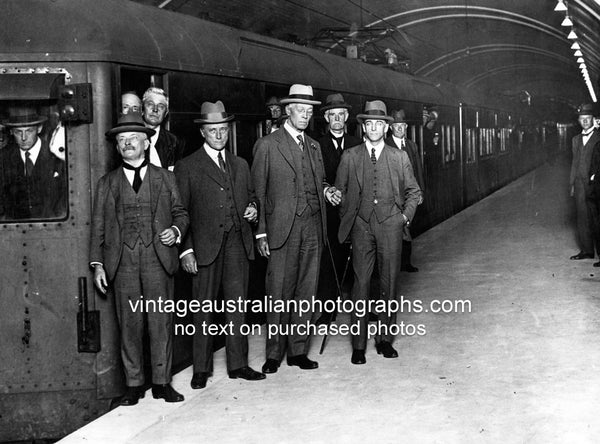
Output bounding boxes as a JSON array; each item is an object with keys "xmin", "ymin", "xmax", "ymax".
[{"xmin": 60, "ymin": 156, "xmax": 600, "ymax": 443}]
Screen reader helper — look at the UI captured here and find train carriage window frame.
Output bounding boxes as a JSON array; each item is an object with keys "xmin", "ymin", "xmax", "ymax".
[{"xmin": 0, "ymin": 71, "xmax": 71, "ymax": 223}]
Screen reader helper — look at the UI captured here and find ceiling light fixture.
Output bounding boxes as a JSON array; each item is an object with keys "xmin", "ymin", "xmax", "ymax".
[
  {"xmin": 561, "ymin": 15, "xmax": 573, "ymax": 26},
  {"xmin": 577, "ymin": 57, "xmax": 584, "ymax": 63},
  {"xmin": 571, "ymin": 42, "xmax": 581, "ymax": 50},
  {"xmin": 568, "ymin": 29, "xmax": 578, "ymax": 39},
  {"xmin": 574, "ymin": 49, "xmax": 583, "ymax": 57},
  {"xmin": 554, "ymin": 0, "xmax": 568, "ymax": 11}
]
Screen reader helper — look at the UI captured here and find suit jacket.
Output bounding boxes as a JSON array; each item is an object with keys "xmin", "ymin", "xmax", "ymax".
[
  {"xmin": 570, "ymin": 129, "xmax": 600, "ymax": 191},
  {"xmin": 335, "ymin": 143, "xmax": 421, "ymax": 244},
  {"xmin": 587, "ymin": 140, "xmax": 600, "ymax": 200},
  {"xmin": 251, "ymin": 128, "xmax": 328, "ymax": 250},
  {"xmin": 385, "ymin": 136, "xmax": 425, "ymax": 193},
  {"xmin": 175, "ymin": 147, "xmax": 256, "ymax": 266},
  {"xmin": 154, "ymin": 128, "xmax": 186, "ymax": 169},
  {"xmin": 89, "ymin": 164, "xmax": 189, "ymax": 281},
  {"xmin": 318, "ymin": 132, "xmax": 362, "ymax": 185},
  {"xmin": 0, "ymin": 141, "xmax": 66, "ymax": 220}
]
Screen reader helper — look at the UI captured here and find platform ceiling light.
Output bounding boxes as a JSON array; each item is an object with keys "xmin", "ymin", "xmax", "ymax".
[
  {"xmin": 554, "ymin": 0, "xmax": 568, "ymax": 11},
  {"xmin": 561, "ymin": 15, "xmax": 574, "ymax": 26},
  {"xmin": 577, "ymin": 57, "xmax": 584, "ymax": 63},
  {"xmin": 579, "ymin": 63, "xmax": 586, "ymax": 69},
  {"xmin": 568, "ymin": 29, "xmax": 578, "ymax": 39},
  {"xmin": 571, "ymin": 42, "xmax": 581, "ymax": 50},
  {"xmin": 574, "ymin": 49, "xmax": 583, "ymax": 56}
]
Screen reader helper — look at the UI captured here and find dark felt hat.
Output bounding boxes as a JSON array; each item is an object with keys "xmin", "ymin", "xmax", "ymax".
[
  {"xmin": 193, "ymin": 101, "xmax": 235, "ymax": 124},
  {"xmin": 4, "ymin": 107, "xmax": 47, "ymax": 127},
  {"xmin": 391, "ymin": 109, "xmax": 407, "ymax": 124},
  {"xmin": 356, "ymin": 100, "xmax": 394, "ymax": 124},
  {"xmin": 321, "ymin": 93, "xmax": 352, "ymax": 112},
  {"xmin": 105, "ymin": 112, "xmax": 155, "ymax": 137},
  {"xmin": 577, "ymin": 103, "xmax": 596, "ymax": 116}
]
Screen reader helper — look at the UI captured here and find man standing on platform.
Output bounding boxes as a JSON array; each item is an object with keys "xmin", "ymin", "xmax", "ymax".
[
  {"xmin": 90, "ymin": 112, "xmax": 188, "ymax": 405},
  {"xmin": 386, "ymin": 109, "xmax": 425, "ymax": 272},
  {"xmin": 316, "ymin": 93, "xmax": 361, "ymax": 324},
  {"xmin": 142, "ymin": 87, "xmax": 186, "ymax": 170},
  {"xmin": 252, "ymin": 84, "xmax": 341, "ymax": 374},
  {"xmin": 336, "ymin": 100, "xmax": 420, "ymax": 365},
  {"xmin": 175, "ymin": 101, "xmax": 265, "ymax": 389},
  {"xmin": 569, "ymin": 103, "xmax": 599, "ymax": 260}
]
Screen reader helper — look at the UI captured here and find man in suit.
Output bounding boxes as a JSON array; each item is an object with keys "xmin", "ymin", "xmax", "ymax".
[
  {"xmin": 571, "ymin": 103, "xmax": 600, "ymax": 261},
  {"xmin": 386, "ymin": 109, "xmax": 425, "ymax": 272},
  {"xmin": 90, "ymin": 112, "xmax": 189, "ymax": 405},
  {"xmin": 142, "ymin": 87, "xmax": 186, "ymax": 170},
  {"xmin": 251, "ymin": 84, "xmax": 341, "ymax": 374},
  {"xmin": 0, "ymin": 107, "xmax": 66, "ymax": 220},
  {"xmin": 175, "ymin": 101, "xmax": 265, "ymax": 390},
  {"xmin": 316, "ymin": 93, "xmax": 361, "ymax": 324},
  {"xmin": 336, "ymin": 100, "xmax": 420, "ymax": 365}
]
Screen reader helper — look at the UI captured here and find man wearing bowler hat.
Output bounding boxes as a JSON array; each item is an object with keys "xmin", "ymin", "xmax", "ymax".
[
  {"xmin": 316, "ymin": 93, "xmax": 361, "ymax": 323},
  {"xmin": 90, "ymin": 112, "xmax": 189, "ymax": 405},
  {"xmin": 335, "ymin": 100, "xmax": 420, "ymax": 365},
  {"xmin": 251, "ymin": 84, "xmax": 341, "ymax": 374},
  {"xmin": 386, "ymin": 109, "xmax": 425, "ymax": 272},
  {"xmin": 570, "ymin": 103, "xmax": 600, "ymax": 261},
  {"xmin": 175, "ymin": 101, "xmax": 265, "ymax": 389},
  {"xmin": 0, "ymin": 106, "xmax": 66, "ymax": 220}
]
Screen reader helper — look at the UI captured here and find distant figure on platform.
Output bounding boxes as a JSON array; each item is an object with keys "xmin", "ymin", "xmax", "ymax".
[
  {"xmin": 251, "ymin": 84, "xmax": 341, "ymax": 374},
  {"xmin": 569, "ymin": 103, "xmax": 599, "ymax": 260},
  {"xmin": 386, "ymin": 109, "xmax": 425, "ymax": 272},
  {"xmin": 0, "ymin": 106, "xmax": 66, "ymax": 220},
  {"xmin": 335, "ymin": 100, "xmax": 420, "ymax": 365},
  {"xmin": 316, "ymin": 93, "xmax": 361, "ymax": 324},
  {"xmin": 175, "ymin": 101, "xmax": 265, "ymax": 389},
  {"xmin": 121, "ymin": 91, "xmax": 142, "ymax": 115},
  {"xmin": 90, "ymin": 112, "xmax": 189, "ymax": 405},
  {"xmin": 264, "ymin": 96, "xmax": 284, "ymax": 135},
  {"xmin": 142, "ymin": 87, "xmax": 186, "ymax": 170}
]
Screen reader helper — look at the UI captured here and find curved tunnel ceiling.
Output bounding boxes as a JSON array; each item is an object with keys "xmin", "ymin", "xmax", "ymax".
[{"xmin": 132, "ymin": 0, "xmax": 600, "ymax": 115}]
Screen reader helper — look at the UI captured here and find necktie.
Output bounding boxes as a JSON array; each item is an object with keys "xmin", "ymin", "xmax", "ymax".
[
  {"xmin": 122, "ymin": 160, "xmax": 148, "ymax": 193},
  {"xmin": 24, "ymin": 151, "xmax": 34, "ymax": 177},
  {"xmin": 297, "ymin": 135, "xmax": 305, "ymax": 151},
  {"xmin": 333, "ymin": 135, "xmax": 344, "ymax": 150},
  {"xmin": 217, "ymin": 151, "xmax": 227, "ymax": 173},
  {"xmin": 401, "ymin": 139, "xmax": 405, "ymax": 149},
  {"xmin": 371, "ymin": 147, "xmax": 377, "ymax": 164}
]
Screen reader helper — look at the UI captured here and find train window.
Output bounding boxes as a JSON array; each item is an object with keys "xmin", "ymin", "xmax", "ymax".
[{"xmin": 0, "ymin": 102, "xmax": 68, "ymax": 222}]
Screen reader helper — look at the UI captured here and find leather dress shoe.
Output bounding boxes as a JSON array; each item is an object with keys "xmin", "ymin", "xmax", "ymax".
[
  {"xmin": 262, "ymin": 359, "xmax": 280, "ymax": 374},
  {"xmin": 401, "ymin": 263, "xmax": 419, "ymax": 272},
  {"xmin": 191, "ymin": 372, "xmax": 210, "ymax": 389},
  {"xmin": 287, "ymin": 354, "xmax": 318, "ymax": 370},
  {"xmin": 375, "ymin": 341, "xmax": 398, "ymax": 358},
  {"xmin": 152, "ymin": 384, "xmax": 184, "ymax": 403},
  {"xmin": 351, "ymin": 349, "xmax": 366, "ymax": 365},
  {"xmin": 229, "ymin": 366, "xmax": 266, "ymax": 380},
  {"xmin": 120, "ymin": 386, "xmax": 145, "ymax": 406},
  {"xmin": 570, "ymin": 252, "xmax": 594, "ymax": 260}
]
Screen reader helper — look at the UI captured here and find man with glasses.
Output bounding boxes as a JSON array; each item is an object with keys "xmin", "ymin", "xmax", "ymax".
[
  {"xmin": 386, "ymin": 109, "xmax": 425, "ymax": 272},
  {"xmin": 335, "ymin": 100, "xmax": 420, "ymax": 365},
  {"xmin": 90, "ymin": 112, "xmax": 188, "ymax": 405},
  {"xmin": 142, "ymin": 87, "xmax": 186, "ymax": 171}
]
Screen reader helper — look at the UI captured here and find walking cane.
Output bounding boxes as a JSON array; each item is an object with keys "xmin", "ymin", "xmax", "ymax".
[{"xmin": 319, "ymin": 243, "xmax": 352, "ymax": 354}]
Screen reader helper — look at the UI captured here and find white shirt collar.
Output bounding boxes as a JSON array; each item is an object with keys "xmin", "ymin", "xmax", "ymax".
[
  {"xmin": 148, "ymin": 126, "xmax": 162, "ymax": 167},
  {"xmin": 204, "ymin": 143, "xmax": 226, "ymax": 167},
  {"xmin": 392, "ymin": 135, "xmax": 405, "ymax": 148},
  {"xmin": 121, "ymin": 162, "xmax": 148, "ymax": 185},
  {"xmin": 284, "ymin": 120, "xmax": 304, "ymax": 145},
  {"xmin": 365, "ymin": 139, "xmax": 385, "ymax": 160},
  {"xmin": 20, "ymin": 138, "xmax": 42, "ymax": 165}
]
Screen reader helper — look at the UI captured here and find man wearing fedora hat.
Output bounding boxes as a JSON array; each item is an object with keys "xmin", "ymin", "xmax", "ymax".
[
  {"xmin": 252, "ymin": 84, "xmax": 341, "ymax": 374},
  {"xmin": 336, "ymin": 100, "xmax": 420, "ymax": 364},
  {"xmin": 141, "ymin": 87, "xmax": 186, "ymax": 171},
  {"xmin": 386, "ymin": 109, "xmax": 425, "ymax": 272},
  {"xmin": 175, "ymin": 101, "xmax": 265, "ymax": 389},
  {"xmin": 316, "ymin": 93, "xmax": 361, "ymax": 323},
  {"xmin": 0, "ymin": 106, "xmax": 66, "ymax": 220},
  {"xmin": 570, "ymin": 103, "xmax": 600, "ymax": 261},
  {"xmin": 90, "ymin": 112, "xmax": 189, "ymax": 405}
]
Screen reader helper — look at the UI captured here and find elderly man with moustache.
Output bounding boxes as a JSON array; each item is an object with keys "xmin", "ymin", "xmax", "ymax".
[
  {"xmin": 385, "ymin": 109, "xmax": 425, "ymax": 272},
  {"xmin": 175, "ymin": 101, "xmax": 265, "ymax": 389},
  {"xmin": 90, "ymin": 112, "xmax": 188, "ymax": 405},
  {"xmin": 142, "ymin": 87, "xmax": 186, "ymax": 170},
  {"xmin": 316, "ymin": 93, "xmax": 361, "ymax": 324},
  {"xmin": 335, "ymin": 100, "xmax": 420, "ymax": 365},
  {"xmin": 251, "ymin": 84, "xmax": 341, "ymax": 374},
  {"xmin": 570, "ymin": 103, "xmax": 600, "ymax": 261}
]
